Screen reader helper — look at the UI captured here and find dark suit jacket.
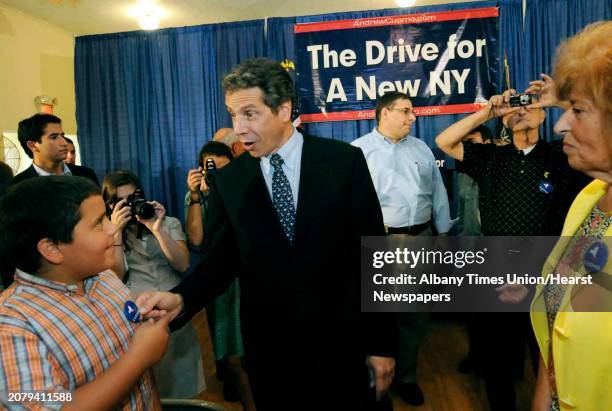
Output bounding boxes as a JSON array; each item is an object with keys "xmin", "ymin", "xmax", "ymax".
[
  {"xmin": 7, "ymin": 163, "xmax": 99, "ymax": 187},
  {"xmin": 172, "ymin": 135, "xmax": 394, "ymax": 408}
]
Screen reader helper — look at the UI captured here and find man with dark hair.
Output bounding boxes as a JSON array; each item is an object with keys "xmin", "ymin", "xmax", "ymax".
[
  {"xmin": 7, "ymin": 114, "xmax": 98, "ymax": 187},
  {"xmin": 138, "ymin": 58, "xmax": 395, "ymax": 410},
  {"xmin": 352, "ymin": 91, "xmax": 451, "ymax": 406}
]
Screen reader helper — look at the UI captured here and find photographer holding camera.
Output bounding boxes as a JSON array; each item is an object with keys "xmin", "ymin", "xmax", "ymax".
[
  {"xmin": 435, "ymin": 90, "xmax": 589, "ymax": 410},
  {"xmin": 102, "ymin": 170, "xmax": 205, "ymax": 398},
  {"xmin": 184, "ymin": 141, "xmax": 256, "ymax": 411}
]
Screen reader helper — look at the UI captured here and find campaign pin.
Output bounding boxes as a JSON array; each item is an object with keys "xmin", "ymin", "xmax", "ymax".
[
  {"xmin": 584, "ymin": 241, "xmax": 608, "ymax": 273},
  {"xmin": 124, "ymin": 301, "xmax": 141, "ymax": 323},
  {"xmin": 539, "ymin": 181, "xmax": 553, "ymax": 194}
]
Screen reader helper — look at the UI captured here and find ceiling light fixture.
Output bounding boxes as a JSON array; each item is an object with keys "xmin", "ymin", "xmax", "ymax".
[
  {"xmin": 128, "ymin": 0, "xmax": 165, "ymax": 30},
  {"xmin": 395, "ymin": 0, "xmax": 417, "ymax": 7}
]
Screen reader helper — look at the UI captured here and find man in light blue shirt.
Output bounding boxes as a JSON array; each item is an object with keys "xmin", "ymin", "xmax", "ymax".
[
  {"xmin": 352, "ymin": 91, "xmax": 451, "ymax": 406},
  {"xmin": 352, "ymin": 93, "xmax": 451, "ymax": 235}
]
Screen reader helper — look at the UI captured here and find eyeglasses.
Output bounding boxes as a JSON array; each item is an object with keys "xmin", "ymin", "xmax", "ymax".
[{"xmin": 387, "ymin": 107, "xmax": 414, "ymax": 116}]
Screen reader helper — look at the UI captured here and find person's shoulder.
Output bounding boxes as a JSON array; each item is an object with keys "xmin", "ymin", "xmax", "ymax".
[
  {"xmin": 9, "ymin": 165, "xmax": 37, "ymax": 185},
  {"xmin": 465, "ymin": 141, "xmax": 497, "ymax": 157},
  {"xmin": 67, "ymin": 164, "xmax": 99, "ymax": 185},
  {"xmin": 67, "ymin": 163, "xmax": 95, "ymax": 176},
  {"xmin": 304, "ymin": 134, "xmax": 361, "ymax": 156},
  {"xmin": 163, "ymin": 215, "xmax": 183, "ymax": 230},
  {"xmin": 97, "ymin": 270, "xmax": 131, "ymax": 295},
  {"xmin": 350, "ymin": 132, "xmax": 374, "ymax": 148},
  {"xmin": 0, "ymin": 283, "xmax": 43, "ymax": 332}
]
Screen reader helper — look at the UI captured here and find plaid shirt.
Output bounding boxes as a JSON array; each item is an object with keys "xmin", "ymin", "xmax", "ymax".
[{"xmin": 0, "ymin": 270, "xmax": 155, "ymax": 410}]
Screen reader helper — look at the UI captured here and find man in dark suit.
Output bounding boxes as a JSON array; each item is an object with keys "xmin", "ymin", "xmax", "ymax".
[
  {"xmin": 138, "ymin": 58, "xmax": 396, "ymax": 410},
  {"xmin": 7, "ymin": 114, "xmax": 98, "ymax": 188}
]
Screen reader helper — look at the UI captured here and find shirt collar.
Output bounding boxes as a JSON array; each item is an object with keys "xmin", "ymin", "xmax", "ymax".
[
  {"xmin": 372, "ymin": 127, "xmax": 411, "ymax": 145},
  {"xmin": 261, "ymin": 127, "xmax": 303, "ymax": 172},
  {"xmin": 33, "ymin": 162, "xmax": 71, "ymax": 176},
  {"xmin": 14, "ymin": 268, "xmax": 98, "ymax": 295},
  {"xmin": 517, "ymin": 139, "xmax": 543, "ymax": 157}
]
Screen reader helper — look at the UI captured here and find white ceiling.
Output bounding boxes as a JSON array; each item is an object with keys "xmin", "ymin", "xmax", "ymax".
[{"xmin": 0, "ymin": 0, "xmax": 479, "ymax": 36}]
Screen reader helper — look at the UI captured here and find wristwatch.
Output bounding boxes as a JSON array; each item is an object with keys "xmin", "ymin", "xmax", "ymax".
[{"xmin": 189, "ymin": 198, "xmax": 202, "ymax": 206}]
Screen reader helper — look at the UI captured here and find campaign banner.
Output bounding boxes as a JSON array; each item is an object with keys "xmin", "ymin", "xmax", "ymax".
[{"xmin": 294, "ymin": 7, "xmax": 499, "ymax": 122}]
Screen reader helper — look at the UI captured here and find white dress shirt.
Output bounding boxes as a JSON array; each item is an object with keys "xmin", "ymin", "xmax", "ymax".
[{"xmin": 33, "ymin": 162, "xmax": 71, "ymax": 176}]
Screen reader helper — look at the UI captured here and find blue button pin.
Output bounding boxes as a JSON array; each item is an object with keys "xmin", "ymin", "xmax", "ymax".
[
  {"xmin": 584, "ymin": 241, "xmax": 608, "ymax": 273},
  {"xmin": 124, "ymin": 301, "xmax": 141, "ymax": 323},
  {"xmin": 539, "ymin": 181, "xmax": 553, "ymax": 194}
]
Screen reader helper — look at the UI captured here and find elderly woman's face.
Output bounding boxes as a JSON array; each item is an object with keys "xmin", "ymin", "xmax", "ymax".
[{"xmin": 555, "ymin": 88, "xmax": 611, "ymax": 175}]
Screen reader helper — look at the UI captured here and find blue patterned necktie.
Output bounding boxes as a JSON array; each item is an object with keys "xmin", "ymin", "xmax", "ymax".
[{"xmin": 270, "ymin": 153, "xmax": 296, "ymax": 244}]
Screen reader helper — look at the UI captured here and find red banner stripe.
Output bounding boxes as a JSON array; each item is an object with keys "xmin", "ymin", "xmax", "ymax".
[
  {"xmin": 294, "ymin": 7, "xmax": 498, "ymax": 34},
  {"xmin": 299, "ymin": 103, "xmax": 486, "ymax": 123}
]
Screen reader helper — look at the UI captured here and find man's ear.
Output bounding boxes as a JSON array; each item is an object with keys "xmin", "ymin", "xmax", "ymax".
[
  {"xmin": 277, "ymin": 100, "xmax": 292, "ymax": 123},
  {"xmin": 26, "ymin": 140, "xmax": 39, "ymax": 154},
  {"xmin": 37, "ymin": 238, "xmax": 64, "ymax": 265},
  {"xmin": 381, "ymin": 107, "xmax": 390, "ymax": 122}
]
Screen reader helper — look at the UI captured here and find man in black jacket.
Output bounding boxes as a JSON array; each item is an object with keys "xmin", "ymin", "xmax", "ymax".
[
  {"xmin": 7, "ymin": 114, "xmax": 98, "ymax": 187},
  {"xmin": 138, "ymin": 58, "xmax": 396, "ymax": 410}
]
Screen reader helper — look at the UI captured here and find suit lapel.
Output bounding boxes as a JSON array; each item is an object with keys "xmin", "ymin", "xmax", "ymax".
[
  {"xmin": 233, "ymin": 136, "xmax": 326, "ymax": 248},
  {"xmin": 236, "ymin": 154, "xmax": 289, "ymax": 246},
  {"xmin": 294, "ymin": 136, "xmax": 326, "ymax": 246}
]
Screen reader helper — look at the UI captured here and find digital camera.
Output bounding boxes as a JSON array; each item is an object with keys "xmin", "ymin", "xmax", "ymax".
[
  {"xmin": 509, "ymin": 94, "xmax": 532, "ymax": 107},
  {"xmin": 204, "ymin": 157, "xmax": 217, "ymax": 186},
  {"xmin": 126, "ymin": 189, "xmax": 155, "ymax": 220}
]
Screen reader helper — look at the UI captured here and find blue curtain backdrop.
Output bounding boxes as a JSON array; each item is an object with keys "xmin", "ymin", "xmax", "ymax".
[
  {"xmin": 75, "ymin": 21, "xmax": 265, "ymax": 221},
  {"xmin": 74, "ymin": 0, "xmax": 605, "ymax": 221},
  {"xmin": 524, "ymin": 0, "xmax": 612, "ymax": 142}
]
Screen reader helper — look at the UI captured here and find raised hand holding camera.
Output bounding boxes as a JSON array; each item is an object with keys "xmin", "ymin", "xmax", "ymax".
[
  {"xmin": 126, "ymin": 188, "xmax": 155, "ymax": 220},
  {"xmin": 525, "ymin": 73, "xmax": 563, "ymax": 109},
  {"xmin": 486, "ymin": 89, "xmax": 521, "ymax": 119},
  {"xmin": 187, "ymin": 167, "xmax": 204, "ymax": 195},
  {"xmin": 136, "ymin": 200, "xmax": 165, "ymax": 232},
  {"xmin": 110, "ymin": 198, "xmax": 132, "ymax": 232}
]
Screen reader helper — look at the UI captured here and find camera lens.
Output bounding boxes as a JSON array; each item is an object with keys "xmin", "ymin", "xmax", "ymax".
[{"xmin": 136, "ymin": 202, "xmax": 155, "ymax": 220}]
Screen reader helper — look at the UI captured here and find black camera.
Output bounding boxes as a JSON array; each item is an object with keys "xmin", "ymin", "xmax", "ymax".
[
  {"xmin": 509, "ymin": 94, "xmax": 532, "ymax": 107},
  {"xmin": 126, "ymin": 189, "xmax": 155, "ymax": 220},
  {"xmin": 204, "ymin": 157, "xmax": 216, "ymax": 186}
]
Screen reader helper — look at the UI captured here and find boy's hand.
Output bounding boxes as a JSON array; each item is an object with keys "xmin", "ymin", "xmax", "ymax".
[
  {"xmin": 129, "ymin": 314, "xmax": 174, "ymax": 368},
  {"xmin": 135, "ymin": 291, "xmax": 183, "ymax": 321}
]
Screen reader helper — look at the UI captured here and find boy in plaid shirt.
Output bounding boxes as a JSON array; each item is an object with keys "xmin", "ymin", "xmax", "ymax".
[{"xmin": 0, "ymin": 176, "xmax": 180, "ymax": 410}]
